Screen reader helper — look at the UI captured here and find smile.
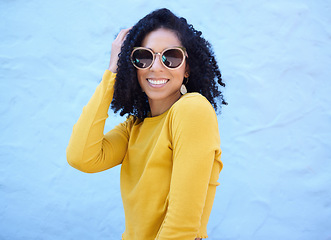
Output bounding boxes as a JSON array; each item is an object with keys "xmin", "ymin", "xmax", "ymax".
[{"xmin": 147, "ymin": 78, "xmax": 169, "ymax": 86}]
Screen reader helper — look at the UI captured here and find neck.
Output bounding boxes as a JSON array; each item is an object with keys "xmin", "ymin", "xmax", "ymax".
[{"xmin": 148, "ymin": 92, "xmax": 182, "ymax": 117}]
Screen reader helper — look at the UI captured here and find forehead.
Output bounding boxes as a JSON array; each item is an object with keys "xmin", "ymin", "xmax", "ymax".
[{"xmin": 141, "ymin": 28, "xmax": 182, "ymax": 51}]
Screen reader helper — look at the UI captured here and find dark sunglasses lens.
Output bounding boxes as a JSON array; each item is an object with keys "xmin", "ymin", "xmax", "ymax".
[
  {"xmin": 132, "ymin": 49, "xmax": 153, "ymax": 68},
  {"xmin": 162, "ymin": 49, "xmax": 184, "ymax": 68}
]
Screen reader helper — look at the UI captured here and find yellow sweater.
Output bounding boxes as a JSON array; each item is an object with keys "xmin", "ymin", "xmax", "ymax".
[{"xmin": 67, "ymin": 70, "xmax": 223, "ymax": 240}]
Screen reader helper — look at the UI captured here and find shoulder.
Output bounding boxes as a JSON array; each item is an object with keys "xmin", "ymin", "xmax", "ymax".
[
  {"xmin": 168, "ymin": 93, "xmax": 220, "ymax": 141},
  {"xmin": 169, "ymin": 93, "xmax": 218, "ymax": 124},
  {"xmin": 173, "ymin": 93, "xmax": 216, "ymax": 116}
]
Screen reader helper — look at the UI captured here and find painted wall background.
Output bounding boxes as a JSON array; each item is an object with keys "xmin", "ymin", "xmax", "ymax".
[{"xmin": 1, "ymin": 0, "xmax": 330, "ymax": 239}]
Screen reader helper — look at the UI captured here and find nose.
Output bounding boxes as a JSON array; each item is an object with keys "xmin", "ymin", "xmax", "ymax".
[{"xmin": 150, "ymin": 53, "xmax": 164, "ymax": 71}]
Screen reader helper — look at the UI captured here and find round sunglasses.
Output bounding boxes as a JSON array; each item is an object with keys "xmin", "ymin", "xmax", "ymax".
[{"xmin": 130, "ymin": 47, "xmax": 188, "ymax": 70}]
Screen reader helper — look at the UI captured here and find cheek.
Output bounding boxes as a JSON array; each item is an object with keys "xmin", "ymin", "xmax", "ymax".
[
  {"xmin": 137, "ymin": 70, "xmax": 146, "ymax": 87},
  {"xmin": 176, "ymin": 69, "xmax": 186, "ymax": 81},
  {"xmin": 136, "ymin": 70, "xmax": 142, "ymax": 79}
]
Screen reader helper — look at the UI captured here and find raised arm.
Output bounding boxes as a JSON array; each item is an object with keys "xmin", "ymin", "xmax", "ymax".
[{"xmin": 66, "ymin": 28, "xmax": 132, "ymax": 173}]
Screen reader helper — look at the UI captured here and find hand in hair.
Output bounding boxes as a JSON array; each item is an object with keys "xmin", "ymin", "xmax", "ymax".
[{"xmin": 108, "ymin": 27, "xmax": 132, "ymax": 73}]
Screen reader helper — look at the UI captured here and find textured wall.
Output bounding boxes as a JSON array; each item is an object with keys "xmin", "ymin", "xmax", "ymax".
[{"xmin": 1, "ymin": 0, "xmax": 330, "ymax": 239}]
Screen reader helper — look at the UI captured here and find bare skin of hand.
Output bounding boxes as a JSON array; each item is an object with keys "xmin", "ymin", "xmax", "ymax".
[{"xmin": 108, "ymin": 27, "xmax": 132, "ymax": 73}]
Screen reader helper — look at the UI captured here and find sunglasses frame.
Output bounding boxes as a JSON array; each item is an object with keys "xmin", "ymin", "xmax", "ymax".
[{"xmin": 130, "ymin": 46, "xmax": 188, "ymax": 70}]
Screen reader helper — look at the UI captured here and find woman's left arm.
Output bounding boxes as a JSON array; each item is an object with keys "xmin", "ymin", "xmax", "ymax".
[{"xmin": 156, "ymin": 95, "xmax": 222, "ymax": 240}]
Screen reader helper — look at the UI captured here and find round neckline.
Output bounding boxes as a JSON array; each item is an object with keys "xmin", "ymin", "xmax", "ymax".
[
  {"xmin": 143, "ymin": 93, "xmax": 197, "ymax": 122},
  {"xmin": 144, "ymin": 108, "xmax": 171, "ymax": 122}
]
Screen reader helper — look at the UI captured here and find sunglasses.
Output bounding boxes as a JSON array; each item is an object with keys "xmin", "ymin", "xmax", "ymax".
[{"xmin": 130, "ymin": 47, "xmax": 188, "ymax": 70}]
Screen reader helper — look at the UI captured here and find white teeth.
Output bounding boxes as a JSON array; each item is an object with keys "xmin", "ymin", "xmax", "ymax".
[{"xmin": 147, "ymin": 79, "xmax": 168, "ymax": 85}]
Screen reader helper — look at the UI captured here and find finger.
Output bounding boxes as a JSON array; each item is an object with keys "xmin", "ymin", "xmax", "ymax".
[
  {"xmin": 116, "ymin": 27, "xmax": 132, "ymax": 41},
  {"xmin": 123, "ymin": 27, "xmax": 132, "ymax": 41}
]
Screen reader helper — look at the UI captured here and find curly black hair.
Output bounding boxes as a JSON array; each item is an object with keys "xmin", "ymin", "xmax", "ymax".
[{"xmin": 111, "ymin": 8, "xmax": 227, "ymax": 119}]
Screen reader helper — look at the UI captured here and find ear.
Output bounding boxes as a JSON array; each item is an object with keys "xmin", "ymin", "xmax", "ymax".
[{"xmin": 184, "ymin": 65, "xmax": 190, "ymax": 78}]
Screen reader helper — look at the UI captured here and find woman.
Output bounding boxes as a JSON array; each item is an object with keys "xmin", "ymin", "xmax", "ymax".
[{"xmin": 67, "ymin": 8, "xmax": 226, "ymax": 240}]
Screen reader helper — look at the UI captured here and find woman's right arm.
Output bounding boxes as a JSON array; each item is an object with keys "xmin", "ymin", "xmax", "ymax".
[
  {"xmin": 66, "ymin": 70, "xmax": 128, "ymax": 173},
  {"xmin": 66, "ymin": 28, "xmax": 131, "ymax": 173}
]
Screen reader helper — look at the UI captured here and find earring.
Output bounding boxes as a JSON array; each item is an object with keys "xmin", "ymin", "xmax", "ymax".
[
  {"xmin": 180, "ymin": 84, "xmax": 187, "ymax": 95},
  {"xmin": 180, "ymin": 74, "xmax": 189, "ymax": 95}
]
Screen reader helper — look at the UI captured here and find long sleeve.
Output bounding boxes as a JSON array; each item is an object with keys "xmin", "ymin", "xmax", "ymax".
[
  {"xmin": 66, "ymin": 70, "xmax": 129, "ymax": 173},
  {"xmin": 155, "ymin": 94, "xmax": 222, "ymax": 240}
]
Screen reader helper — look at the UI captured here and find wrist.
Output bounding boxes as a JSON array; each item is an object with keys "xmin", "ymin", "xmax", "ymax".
[{"xmin": 108, "ymin": 64, "xmax": 117, "ymax": 73}]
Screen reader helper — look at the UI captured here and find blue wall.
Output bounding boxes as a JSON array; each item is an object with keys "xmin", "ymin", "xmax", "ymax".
[{"xmin": 1, "ymin": 0, "xmax": 330, "ymax": 239}]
